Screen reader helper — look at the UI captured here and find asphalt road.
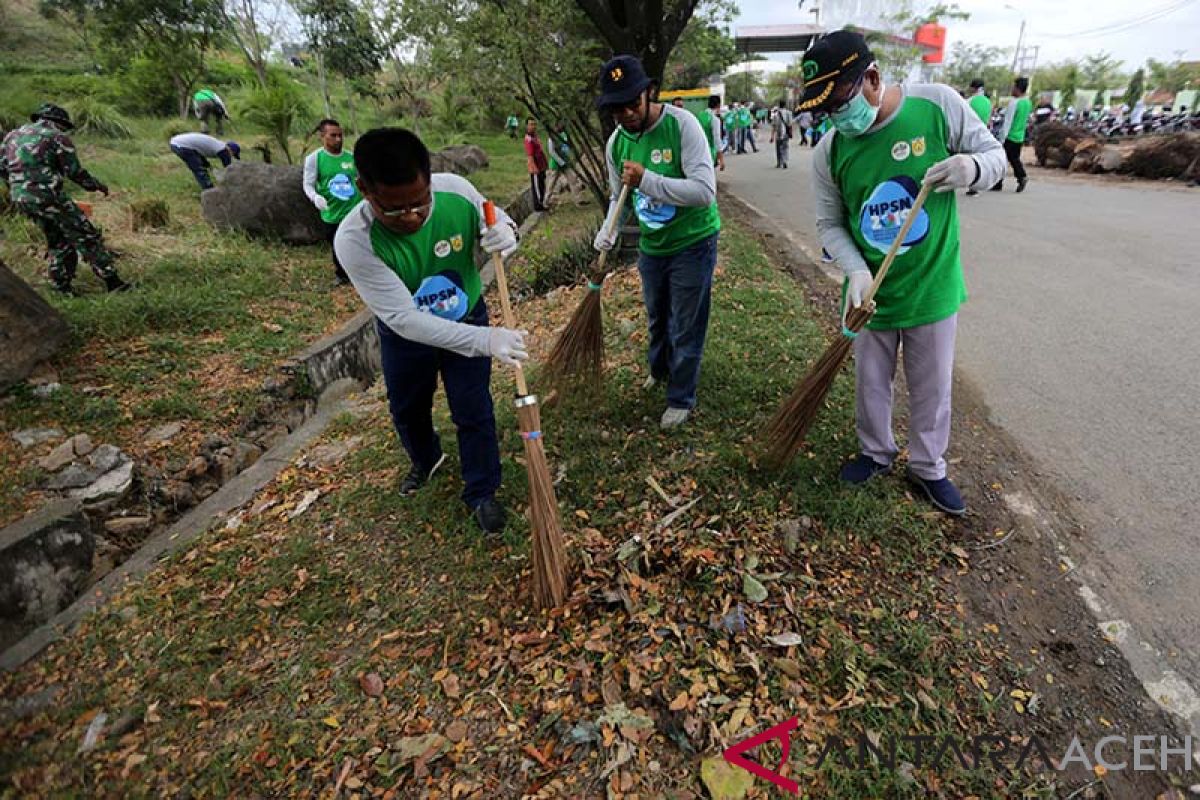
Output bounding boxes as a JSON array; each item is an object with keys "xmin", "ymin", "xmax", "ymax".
[{"xmin": 719, "ymin": 141, "xmax": 1200, "ymax": 693}]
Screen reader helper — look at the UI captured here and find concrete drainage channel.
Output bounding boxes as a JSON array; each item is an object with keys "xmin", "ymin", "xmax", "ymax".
[{"xmin": 0, "ymin": 188, "xmax": 541, "ymax": 671}]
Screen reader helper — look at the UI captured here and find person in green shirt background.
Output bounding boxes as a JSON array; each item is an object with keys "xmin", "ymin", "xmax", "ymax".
[
  {"xmin": 303, "ymin": 118, "xmax": 362, "ymax": 285},
  {"xmin": 505, "ymin": 114, "xmax": 520, "ymax": 139},
  {"xmin": 721, "ymin": 106, "xmax": 736, "ymax": 154},
  {"xmin": 694, "ymin": 95, "xmax": 725, "ymax": 171},
  {"xmin": 965, "ymin": 78, "xmax": 992, "ymax": 195},
  {"xmin": 801, "ymin": 30, "xmax": 1006, "ymax": 515},
  {"xmin": 736, "ymin": 102, "xmax": 758, "ymax": 154},
  {"xmin": 192, "ymin": 89, "xmax": 228, "ymax": 136},
  {"xmin": 593, "ymin": 55, "xmax": 721, "ymax": 430},
  {"xmin": 994, "ymin": 76, "xmax": 1032, "ymax": 192}
]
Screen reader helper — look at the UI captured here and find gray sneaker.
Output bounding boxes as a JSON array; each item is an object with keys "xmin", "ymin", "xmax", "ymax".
[{"xmin": 660, "ymin": 407, "xmax": 690, "ymax": 429}]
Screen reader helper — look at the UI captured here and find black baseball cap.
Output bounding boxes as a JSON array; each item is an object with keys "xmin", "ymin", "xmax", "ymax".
[
  {"xmin": 797, "ymin": 30, "xmax": 874, "ymax": 111},
  {"xmin": 597, "ymin": 55, "xmax": 652, "ymax": 109},
  {"xmin": 969, "ymin": 78, "xmax": 985, "ymax": 89}
]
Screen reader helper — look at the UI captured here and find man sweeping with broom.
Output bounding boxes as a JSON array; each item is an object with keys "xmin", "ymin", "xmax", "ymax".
[
  {"xmin": 334, "ymin": 128, "xmax": 526, "ymax": 534},
  {"xmin": 800, "ymin": 30, "xmax": 1005, "ymax": 515},
  {"xmin": 594, "ymin": 55, "xmax": 720, "ymax": 429}
]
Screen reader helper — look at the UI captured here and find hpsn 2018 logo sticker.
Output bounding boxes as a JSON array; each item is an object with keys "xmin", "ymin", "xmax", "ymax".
[
  {"xmin": 858, "ymin": 176, "xmax": 930, "ymax": 255},
  {"xmin": 633, "ymin": 189, "xmax": 676, "ymax": 230}
]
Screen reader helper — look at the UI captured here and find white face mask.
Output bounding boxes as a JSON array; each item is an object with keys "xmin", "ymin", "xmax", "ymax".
[{"xmin": 830, "ymin": 75, "xmax": 885, "ymax": 138}]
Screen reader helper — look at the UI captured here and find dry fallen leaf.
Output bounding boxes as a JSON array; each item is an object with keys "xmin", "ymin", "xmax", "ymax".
[{"xmin": 359, "ymin": 672, "xmax": 384, "ymax": 698}]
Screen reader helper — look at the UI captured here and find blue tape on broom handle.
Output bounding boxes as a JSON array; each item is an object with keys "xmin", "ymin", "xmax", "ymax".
[
  {"xmin": 841, "ymin": 325, "xmax": 858, "ymax": 339},
  {"xmin": 587, "ymin": 281, "xmax": 603, "ymax": 291},
  {"xmin": 521, "ymin": 430, "xmax": 543, "ymax": 440}
]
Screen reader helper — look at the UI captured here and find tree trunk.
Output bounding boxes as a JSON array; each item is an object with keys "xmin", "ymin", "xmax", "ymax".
[
  {"xmin": 345, "ymin": 79, "xmax": 358, "ymax": 133},
  {"xmin": 0, "ymin": 259, "xmax": 71, "ymax": 392},
  {"xmin": 316, "ymin": 51, "xmax": 333, "ymax": 119},
  {"xmin": 174, "ymin": 74, "xmax": 190, "ymax": 119}
]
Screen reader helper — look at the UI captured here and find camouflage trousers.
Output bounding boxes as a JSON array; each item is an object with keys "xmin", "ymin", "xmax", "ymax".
[{"xmin": 15, "ymin": 196, "xmax": 117, "ymax": 289}]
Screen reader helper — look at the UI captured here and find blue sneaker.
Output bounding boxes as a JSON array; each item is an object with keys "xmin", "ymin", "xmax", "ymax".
[
  {"xmin": 906, "ymin": 469, "xmax": 966, "ymax": 516},
  {"xmin": 839, "ymin": 455, "xmax": 892, "ymax": 484}
]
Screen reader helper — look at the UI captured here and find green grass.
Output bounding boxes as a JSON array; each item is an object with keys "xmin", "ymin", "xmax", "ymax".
[
  {"xmin": 0, "ymin": 210, "xmax": 1043, "ymax": 798},
  {"xmin": 0, "ymin": 107, "xmax": 531, "ymax": 527}
]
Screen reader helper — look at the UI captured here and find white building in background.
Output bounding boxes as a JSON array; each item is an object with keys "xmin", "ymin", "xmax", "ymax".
[{"xmin": 716, "ymin": 59, "xmax": 792, "ymax": 104}]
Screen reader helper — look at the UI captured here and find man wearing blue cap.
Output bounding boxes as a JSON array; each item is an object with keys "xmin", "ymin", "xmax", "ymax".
[
  {"xmin": 169, "ymin": 132, "xmax": 240, "ymax": 191},
  {"xmin": 797, "ymin": 29, "xmax": 1006, "ymax": 515},
  {"xmin": 593, "ymin": 54, "xmax": 721, "ymax": 430}
]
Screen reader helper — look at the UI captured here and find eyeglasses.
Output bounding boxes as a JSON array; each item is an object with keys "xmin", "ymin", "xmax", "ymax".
[
  {"xmin": 373, "ymin": 195, "xmax": 433, "ymax": 218},
  {"xmin": 827, "ymin": 74, "xmax": 867, "ymax": 115}
]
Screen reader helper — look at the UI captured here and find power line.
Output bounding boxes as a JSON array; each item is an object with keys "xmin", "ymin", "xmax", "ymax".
[{"xmin": 1039, "ymin": 0, "xmax": 1197, "ymax": 39}]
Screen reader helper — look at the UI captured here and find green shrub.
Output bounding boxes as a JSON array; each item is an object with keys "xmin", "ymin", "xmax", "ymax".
[
  {"xmin": 116, "ymin": 57, "xmax": 179, "ymax": 117},
  {"xmin": 71, "ymin": 97, "xmax": 133, "ymax": 139},
  {"xmin": 242, "ymin": 77, "xmax": 312, "ymax": 164}
]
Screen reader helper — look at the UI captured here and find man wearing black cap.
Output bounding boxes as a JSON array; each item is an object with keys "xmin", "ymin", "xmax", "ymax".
[
  {"xmin": 593, "ymin": 55, "xmax": 721, "ymax": 430},
  {"xmin": 796, "ymin": 30, "xmax": 1005, "ymax": 515},
  {"xmin": 0, "ymin": 103, "xmax": 130, "ymax": 294}
]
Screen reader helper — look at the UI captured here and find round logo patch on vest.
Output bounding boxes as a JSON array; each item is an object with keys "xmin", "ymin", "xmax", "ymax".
[
  {"xmin": 891, "ymin": 140, "xmax": 911, "ymax": 161},
  {"xmin": 633, "ymin": 189, "xmax": 676, "ymax": 231},
  {"xmin": 328, "ymin": 173, "xmax": 356, "ymax": 201},
  {"xmin": 650, "ymin": 150, "xmax": 663, "ymax": 164},
  {"xmin": 412, "ymin": 271, "xmax": 468, "ymax": 320},
  {"xmin": 434, "ymin": 240, "xmax": 451, "ymax": 258},
  {"xmin": 858, "ymin": 176, "xmax": 930, "ymax": 255}
]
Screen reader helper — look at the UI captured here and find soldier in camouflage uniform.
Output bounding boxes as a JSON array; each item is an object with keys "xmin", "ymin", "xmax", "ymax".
[{"xmin": 0, "ymin": 103, "xmax": 130, "ymax": 294}]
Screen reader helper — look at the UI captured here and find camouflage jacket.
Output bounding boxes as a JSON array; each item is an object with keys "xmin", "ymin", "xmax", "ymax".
[{"xmin": 0, "ymin": 121, "xmax": 104, "ymax": 204}]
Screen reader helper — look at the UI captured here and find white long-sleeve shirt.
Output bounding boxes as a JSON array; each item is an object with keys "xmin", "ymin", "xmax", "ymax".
[
  {"xmin": 333, "ymin": 173, "xmax": 516, "ymax": 356},
  {"xmin": 813, "ymin": 83, "xmax": 1007, "ymax": 276},
  {"xmin": 302, "ymin": 148, "xmax": 336, "ymax": 207}
]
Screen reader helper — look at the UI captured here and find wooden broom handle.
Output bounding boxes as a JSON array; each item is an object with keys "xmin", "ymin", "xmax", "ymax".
[
  {"xmin": 593, "ymin": 183, "xmax": 632, "ymax": 277},
  {"xmin": 483, "ymin": 201, "xmax": 529, "ymax": 397},
  {"xmin": 861, "ymin": 181, "xmax": 933, "ymax": 308}
]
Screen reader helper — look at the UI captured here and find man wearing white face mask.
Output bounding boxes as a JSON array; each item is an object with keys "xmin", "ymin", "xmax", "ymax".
[{"xmin": 799, "ymin": 30, "xmax": 1006, "ymax": 516}]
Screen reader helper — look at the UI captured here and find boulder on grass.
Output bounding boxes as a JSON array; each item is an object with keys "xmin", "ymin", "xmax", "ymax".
[
  {"xmin": 200, "ymin": 162, "xmax": 326, "ymax": 244},
  {"xmin": 432, "ymin": 144, "xmax": 489, "ymax": 175},
  {"xmin": 0, "ymin": 259, "xmax": 71, "ymax": 392}
]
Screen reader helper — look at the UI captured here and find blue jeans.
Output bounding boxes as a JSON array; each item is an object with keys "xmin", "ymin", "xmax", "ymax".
[
  {"xmin": 171, "ymin": 145, "xmax": 213, "ymax": 190},
  {"xmin": 377, "ymin": 299, "xmax": 501, "ymax": 507},
  {"xmin": 637, "ymin": 233, "xmax": 719, "ymax": 410}
]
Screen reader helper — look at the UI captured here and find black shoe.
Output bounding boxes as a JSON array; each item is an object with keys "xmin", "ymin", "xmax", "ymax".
[
  {"xmin": 473, "ymin": 497, "xmax": 507, "ymax": 535},
  {"xmin": 104, "ymin": 276, "xmax": 133, "ymax": 293},
  {"xmin": 399, "ymin": 453, "xmax": 447, "ymax": 495},
  {"xmin": 839, "ymin": 455, "xmax": 892, "ymax": 485},
  {"xmin": 1016, "ymin": 178, "xmax": 1028, "ymax": 193},
  {"xmin": 906, "ymin": 468, "xmax": 966, "ymax": 516},
  {"xmin": 966, "ymin": 188, "xmax": 979, "ymax": 196},
  {"xmin": 53, "ymin": 283, "xmax": 78, "ymax": 296},
  {"xmin": 990, "ymin": 182, "xmax": 1003, "ymax": 192}
]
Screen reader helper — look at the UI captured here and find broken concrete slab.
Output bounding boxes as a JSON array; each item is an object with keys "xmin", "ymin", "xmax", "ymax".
[
  {"xmin": 11, "ymin": 429, "xmax": 64, "ymax": 449},
  {"xmin": 0, "ymin": 499, "xmax": 92, "ymax": 631}
]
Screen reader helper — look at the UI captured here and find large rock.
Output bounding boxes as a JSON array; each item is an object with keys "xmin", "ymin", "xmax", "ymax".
[
  {"xmin": 0, "ymin": 499, "xmax": 93, "ymax": 628},
  {"xmin": 432, "ymin": 144, "xmax": 489, "ymax": 175},
  {"xmin": 0, "ymin": 259, "xmax": 71, "ymax": 392},
  {"xmin": 201, "ymin": 162, "xmax": 326, "ymax": 244}
]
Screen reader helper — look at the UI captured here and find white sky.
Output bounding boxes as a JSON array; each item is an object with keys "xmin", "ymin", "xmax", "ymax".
[{"xmin": 733, "ymin": 0, "xmax": 1200, "ymax": 69}]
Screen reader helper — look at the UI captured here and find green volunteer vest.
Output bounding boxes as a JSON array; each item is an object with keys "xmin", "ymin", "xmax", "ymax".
[
  {"xmin": 737, "ymin": 108, "xmax": 751, "ymax": 128},
  {"xmin": 968, "ymin": 93, "xmax": 991, "ymax": 124},
  {"xmin": 1007, "ymin": 97, "xmax": 1032, "ymax": 143},
  {"xmin": 829, "ymin": 94, "xmax": 965, "ymax": 330},
  {"xmin": 194, "ymin": 89, "xmax": 217, "ymax": 104},
  {"xmin": 611, "ymin": 111, "xmax": 721, "ymax": 256},
  {"xmin": 368, "ymin": 190, "xmax": 483, "ymax": 321},
  {"xmin": 315, "ymin": 148, "xmax": 361, "ymax": 224},
  {"xmin": 696, "ymin": 108, "xmax": 717, "ymax": 159}
]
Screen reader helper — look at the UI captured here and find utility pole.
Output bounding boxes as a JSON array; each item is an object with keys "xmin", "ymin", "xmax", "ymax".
[{"xmin": 1010, "ymin": 18, "xmax": 1026, "ymax": 74}]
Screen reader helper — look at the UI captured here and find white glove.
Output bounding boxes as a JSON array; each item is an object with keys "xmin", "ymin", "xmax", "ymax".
[
  {"xmin": 488, "ymin": 327, "xmax": 529, "ymax": 366},
  {"xmin": 846, "ymin": 270, "xmax": 873, "ymax": 309},
  {"xmin": 923, "ymin": 154, "xmax": 978, "ymax": 193},
  {"xmin": 593, "ymin": 200, "xmax": 621, "ymax": 252},
  {"xmin": 480, "ymin": 222, "xmax": 518, "ymax": 258},
  {"xmin": 313, "ymin": 195, "xmax": 329, "ymax": 211}
]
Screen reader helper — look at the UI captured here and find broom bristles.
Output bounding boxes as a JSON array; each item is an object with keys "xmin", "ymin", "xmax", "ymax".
[
  {"xmin": 762, "ymin": 305, "xmax": 873, "ymax": 468},
  {"xmin": 545, "ymin": 287, "xmax": 604, "ymax": 386},
  {"xmin": 516, "ymin": 402, "xmax": 568, "ymax": 608}
]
